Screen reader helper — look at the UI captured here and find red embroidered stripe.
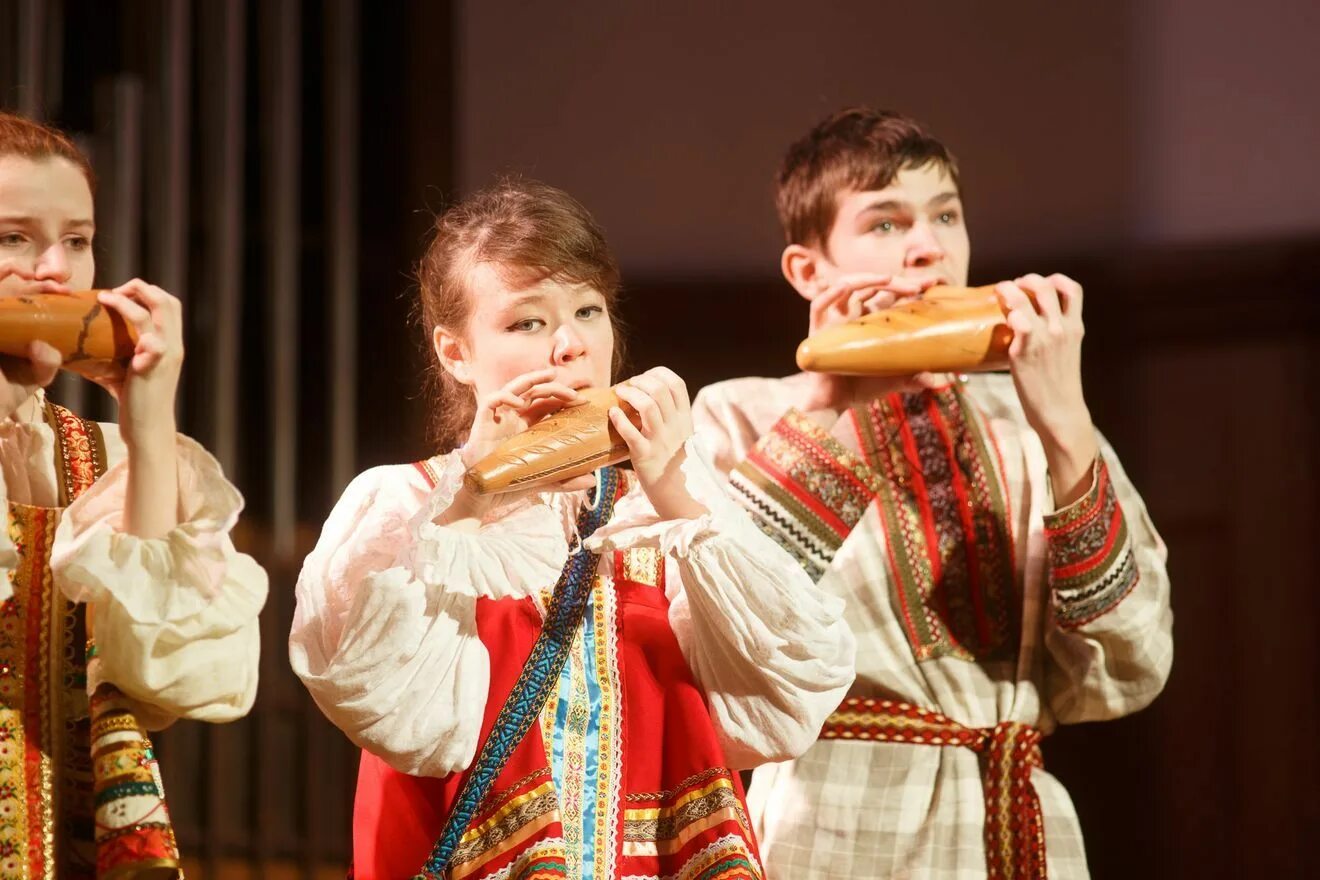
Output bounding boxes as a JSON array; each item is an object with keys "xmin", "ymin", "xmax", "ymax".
[
  {"xmin": 852, "ymin": 387, "xmax": 1018, "ymax": 663},
  {"xmin": 1043, "ymin": 459, "xmax": 1139, "ymax": 629},
  {"xmin": 414, "ymin": 458, "xmax": 442, "ymax": 490}
]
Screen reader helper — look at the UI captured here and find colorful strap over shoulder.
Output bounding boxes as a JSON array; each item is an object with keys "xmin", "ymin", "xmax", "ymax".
[
  {"xmin": 415, "ymin": 466, "xmax": 623, "ymax": 879},
  {"xmin": 45, "ymin": 399, "xmax": 185, "ymax": 880}
]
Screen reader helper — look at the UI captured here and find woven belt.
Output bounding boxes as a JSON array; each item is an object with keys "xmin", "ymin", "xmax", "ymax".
[{"xmin": 821, "ymin": 697, "xmax": 1047, "ymax": 880}]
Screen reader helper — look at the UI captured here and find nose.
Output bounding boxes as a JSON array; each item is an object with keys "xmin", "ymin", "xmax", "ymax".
[
  {"xmin": 552, "ymin": 324, "xmax": 586, "ymax": 365},
  {"xmin": 33, "ymin": 243, "xmax": 72, "ymax": 285},
  {"xmin": 904, "ymin": 222, "xmax": 945, "ymax": 270}
]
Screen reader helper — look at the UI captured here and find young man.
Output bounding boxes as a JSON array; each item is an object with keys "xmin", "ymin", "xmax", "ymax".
[{"xmin": 692, "ymin": 107, "xmax": 1173, "ymax": 879}]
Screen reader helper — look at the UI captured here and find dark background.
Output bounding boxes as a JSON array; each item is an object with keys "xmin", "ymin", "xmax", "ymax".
[{"xmin": 2, "ymin": 1, "xmax": 1317, "ymax": 877}]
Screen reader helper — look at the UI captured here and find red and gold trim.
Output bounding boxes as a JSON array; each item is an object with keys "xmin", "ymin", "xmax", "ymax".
[
  {"xmin": 850, "ymin": 386, "xmax": 1018, "ymax": 663},
  {"xmin": 822, "ymin": 698, "xmax": 1045, "ymax": 880},
  {"xmin": 729, "ymin": 409, "xmax": 882, "ymax": 581},
  {"xmin": 41, "ymin": 403, "xmax": 105, "ymax": 507},
  {"xmin": 1042, "ymin": 459, "xmax": 1139, "ymax": 629},
  {"xmin": 448, "ymin": 769, "xmax": 565, "ymax": 880},
  {"xmin": 414, "ymin": 457, "xmax": 445, "ymax": 492}
]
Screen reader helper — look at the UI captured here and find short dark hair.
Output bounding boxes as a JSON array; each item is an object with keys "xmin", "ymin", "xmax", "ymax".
[{"xmin": 776, "ymin": 107, "xmax": 959, "ymax": 248}]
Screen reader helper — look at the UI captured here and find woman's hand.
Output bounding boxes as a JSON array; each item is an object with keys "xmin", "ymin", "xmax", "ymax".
[
  {"xmin": 439, "ymin": 369, "xmax": 583, "ymax": 526},
  {"xmin": 611, "ymin": 367, "xmax": 708, "ymax": 521},
  {"xmin": 95, "ymin": 279, "xmax": 186, "ymax": 538},
  {"xmin": 95, "ymin": 279, "xmax": 185, "ymax": 449},
  {"xmin": 459, "ymin": 368, "xmax": 582, "ymax": 470}
]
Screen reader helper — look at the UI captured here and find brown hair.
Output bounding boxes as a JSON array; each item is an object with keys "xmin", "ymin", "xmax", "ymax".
[
  {"xmin": 416, "ymin": 177, "xmax": 625, "ymax": 451},
  {"xmin": 0, "ymin": 111, "xmax": 96, "ymax": 191},
  {"xmin": 776, "ymin": 107, "xmax": 958, "ymax": 249}
]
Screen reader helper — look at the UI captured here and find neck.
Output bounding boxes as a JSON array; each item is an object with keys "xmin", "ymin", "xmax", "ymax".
[{"xmin": 797, "ymin": 371, "xmax": 951, "ymax": 413}]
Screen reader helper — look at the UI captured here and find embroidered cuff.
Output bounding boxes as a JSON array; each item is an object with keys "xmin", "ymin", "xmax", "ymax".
[{"xmin": 1044, "ymin": 458, "xmax": 1140, "ymax": 629}]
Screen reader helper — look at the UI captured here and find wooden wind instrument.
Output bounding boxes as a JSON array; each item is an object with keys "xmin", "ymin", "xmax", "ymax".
[
  {"xmin": 795, "ymin": 284, "xmax": 1034, "ymax": 377},
  {"xmin": 0, "ymin": 290, "xmax": 137, "ymax": 381},
  {"xmin": 464, "ymin": 386, "xmax": 643, "ymax": 495}
]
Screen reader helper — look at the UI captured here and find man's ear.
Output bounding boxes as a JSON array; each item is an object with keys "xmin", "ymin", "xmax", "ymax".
[
  {"xmin": 432, "ymin": 325, "xmax": 473, "ymax": 386},
  {"xmin": 781, "ymin": 243, "xmax": 831, "ymax": 302}
]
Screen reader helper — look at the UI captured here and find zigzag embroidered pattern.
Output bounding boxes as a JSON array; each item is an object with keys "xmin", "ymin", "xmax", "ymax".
[{"xmin": 1044, "ymin": 460, "xmax": 1139, "ymax": 629}]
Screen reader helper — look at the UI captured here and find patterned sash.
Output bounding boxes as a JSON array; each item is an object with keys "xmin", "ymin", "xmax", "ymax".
[
  {"xmin": 822, "ymin": 698, "xmax": 1046, "ymax": 880},
  {"xmin": 414, "ymin": 467, "xmax": 623, "ymax": 880},
  {"xmin": 45, "ymin": 401, "xmax": 183, "ymax": 879}
]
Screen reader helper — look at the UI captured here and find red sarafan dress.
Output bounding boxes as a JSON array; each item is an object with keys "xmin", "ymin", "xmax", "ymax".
[{"xmin": 291, "ymin": 440, "xmax": 857, "ymax": 880}]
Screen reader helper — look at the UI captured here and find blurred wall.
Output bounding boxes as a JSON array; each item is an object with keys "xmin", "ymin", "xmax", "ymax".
[{"xmin": 457, "ymin": 0, "xmax": 1320, "ymax": 277}]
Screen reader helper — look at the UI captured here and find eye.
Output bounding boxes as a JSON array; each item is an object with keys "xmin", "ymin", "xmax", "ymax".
[
  {"xmin": 0, "ymin": 232, "xmax": 26, "ymax": 247},
  {"xmin": 507, "ymin": 317, "xmax": 544, "ymax": 333},
  {"xmin": 65, "ymin": 235, "xmax": 92, "ymax": 251},
  {"xmin": 935, "ymin": 210, "xmax": 960, "ymax": 225},
  {"xmin": 576, "ymin": 305, "xmax": 604, "ymax": 320},
  {"xmin": 872, "ymin": 220, "xmax": 896, "ymax": 234}
]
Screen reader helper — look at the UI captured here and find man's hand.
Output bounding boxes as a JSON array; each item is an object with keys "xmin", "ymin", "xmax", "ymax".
[
  {"xmin": 997, "ymin": 272, "xmax": 1099, "ymax": 507},
  {"xmin": 800, "ymin": 274, "xmax": 936, "ymax": 410}
]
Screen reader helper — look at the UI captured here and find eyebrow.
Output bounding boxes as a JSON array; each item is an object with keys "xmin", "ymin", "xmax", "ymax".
[
  {"xmin": 856, "ymin": 191, "xmax": 962, "ymax": 216},
  {"xmin": 503, "ymin": 292, "xmax": 547, "ymax": 309},
  {"xmin": 856, "ymin": 200, "xmax": 906, "ymax": 215},
  {"xmin": 0, "ymin": 215, "xmax": 96, "ymax": 229}
]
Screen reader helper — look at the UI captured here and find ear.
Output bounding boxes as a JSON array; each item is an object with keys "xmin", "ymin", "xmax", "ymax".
[
  {"xmin": 781, "ymin": 243, "xmax": 831, "ymax": 302},
  {"xmin": 432, "ymin": 325, "xmax": 473, "ymax": 386}
]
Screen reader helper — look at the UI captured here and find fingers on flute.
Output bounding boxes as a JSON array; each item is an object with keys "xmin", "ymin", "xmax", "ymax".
[
  {"xmin": 812, "ymin": 273, "xmax": 892, "ymax": 319},
  {"xmin": 646, "ymin": 366, "xmax": 690, "ymax": 415},
  {"xmin": 614, "ymin": 382, "xmax": 661, "ymax": 435},
  {"xmin": 1047, "ymin": 273, "xmax": 1085, "ymax": 323},
  {"xmin": 608, "ymin": 405, "xmax": 647, "ymax": 452},
  {"xmin": 503, "ymin": 368, "xmax": 558, "ymax": 397},
  {"xmin": 97, "ymin": 289, "xmax": 152, "ymax": 327},
  {"xmin": 1015, "ymin": 274, "xmax": 1064, "ymax": 333},
  {"xmin": 996, "ymin": 281, "xmax": 1039, "ymax": 357},
  {"xmin": 625, "ymin": 370, "xmax": 678, "ymax": 418},
  {"xmin": 521, "ymin": 382, "xmax": 580, "ymax": 404}
]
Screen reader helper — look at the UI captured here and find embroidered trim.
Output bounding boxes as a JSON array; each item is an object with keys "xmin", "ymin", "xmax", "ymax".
[
  {"xmin": 620, "ymin": 770, "xmax": 753, "ymax": 865},
  {"xmin": 414, "ymin": 457, "xmax": 445, "ymax": 491},
  {"xmin": 730, "ymin": 410, "xmax": 881, "ymax": 581},
  {"xmin": 853, "ymin": 387, "xmax": 1018, "ymax": 662},
  {"xmin": 1044, "ymin": 459, "xmax": 1139, "ymax": 629},
  {"xmin": 622, "ymin": 778, "xmax": 745, "ymax": 847},
  {"xmin": 618, "ymin": 832, "xmax": 763, "ymax": 880},
  {"xmin": 619, "ymin": 547, "xmax": 663, "ymax": 589},
  {"xmin": 450, "ymin": 775, "xmax": 560, "ymax": 872}
]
